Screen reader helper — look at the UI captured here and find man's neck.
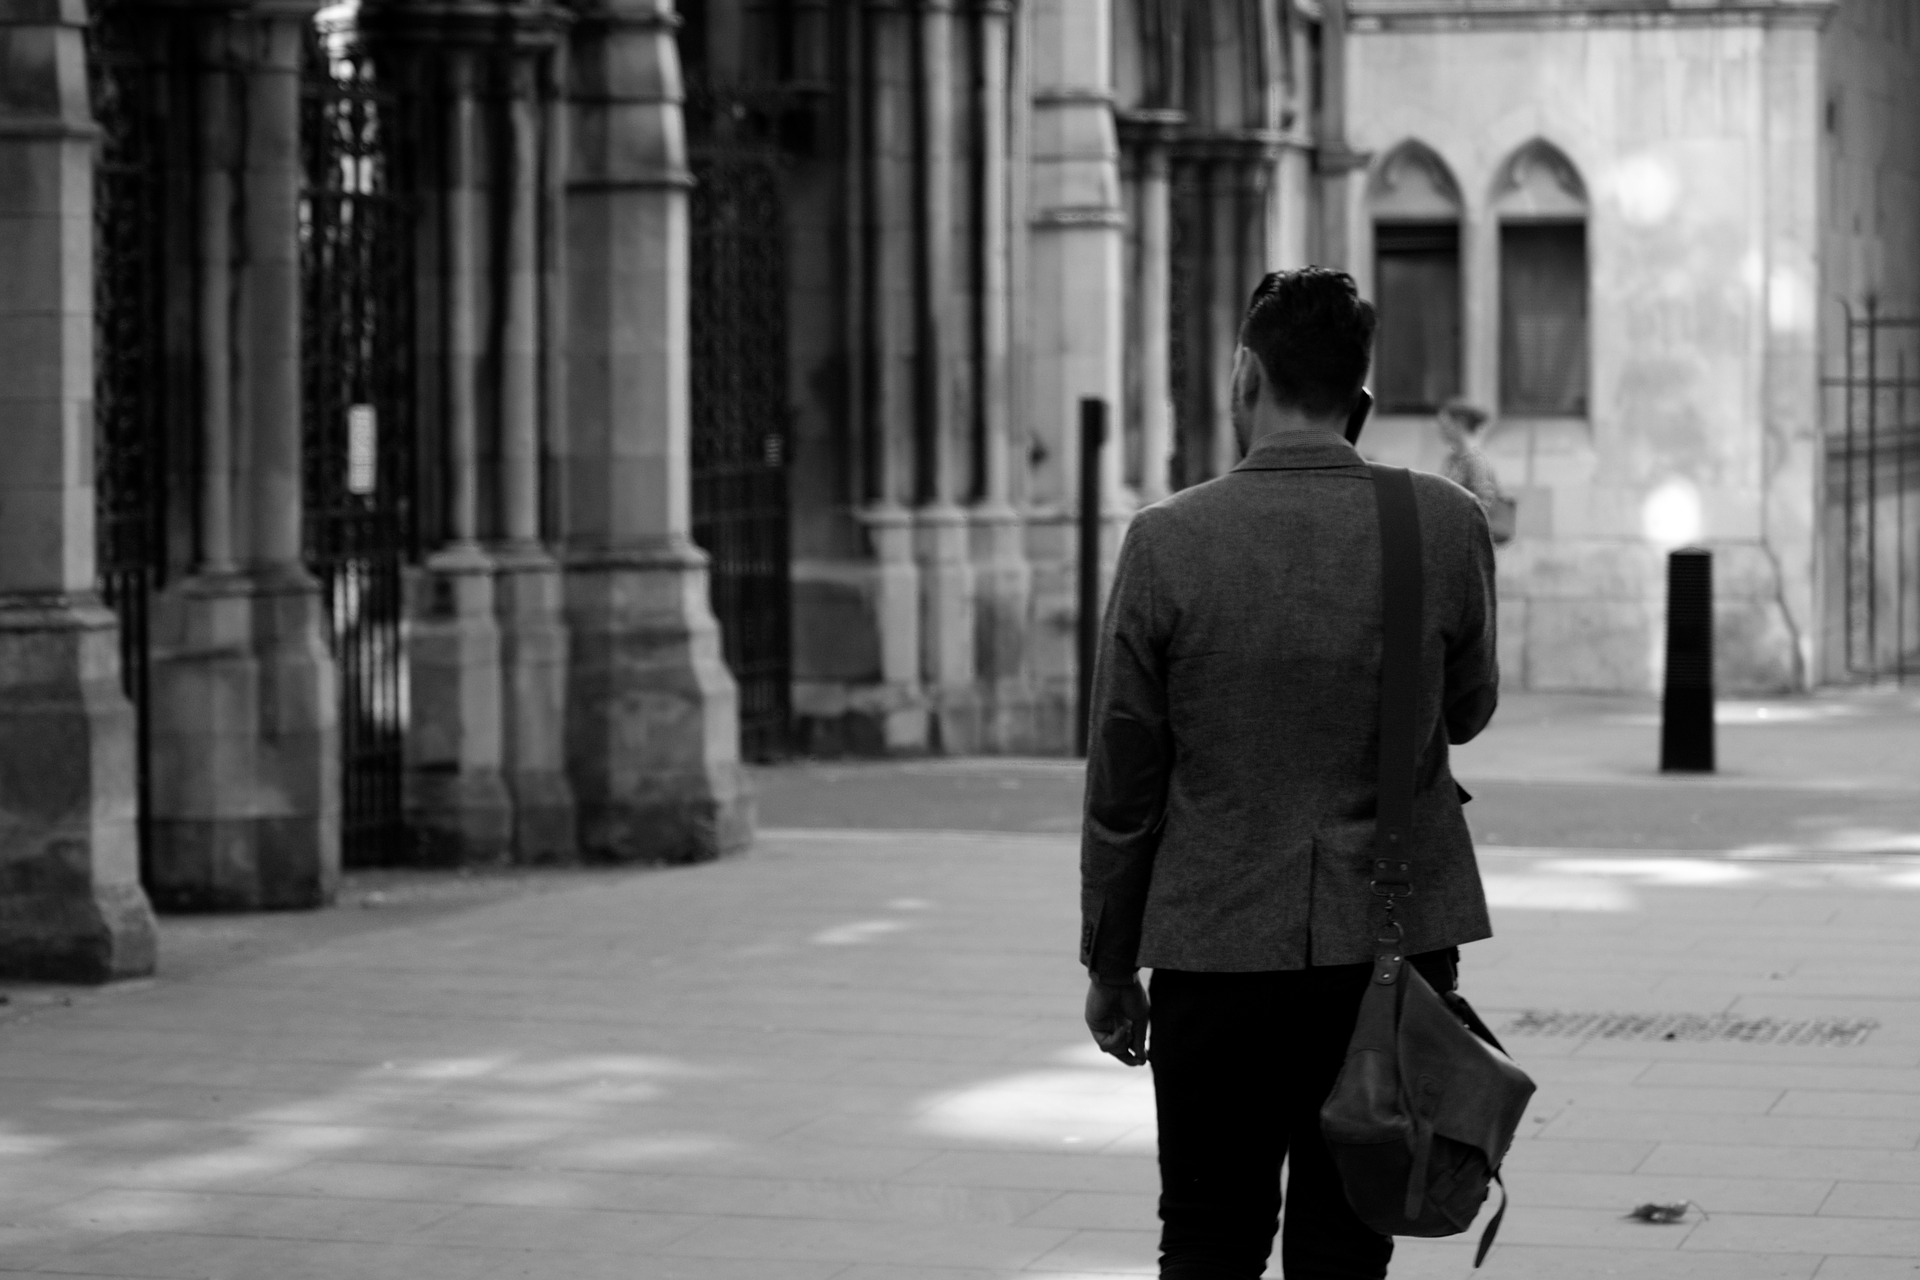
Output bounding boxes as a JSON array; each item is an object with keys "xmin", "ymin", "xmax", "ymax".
[{"xmin": 1247, "ymin": 412, "xmax": 1349, "ymax": 449}]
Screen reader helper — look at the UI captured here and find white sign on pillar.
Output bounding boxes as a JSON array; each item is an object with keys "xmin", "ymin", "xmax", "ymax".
[{"xmin": 347, "ymin": 404, "xmax": 378, "ymax": 495}]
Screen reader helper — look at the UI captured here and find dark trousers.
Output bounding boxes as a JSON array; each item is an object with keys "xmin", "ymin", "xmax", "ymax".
[{"xmin": 1149, "ymin": 952, "xmax": 1457, "ymax": 1280}]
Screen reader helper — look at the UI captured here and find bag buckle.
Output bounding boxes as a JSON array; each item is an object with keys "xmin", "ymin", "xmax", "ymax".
[
  {"xmin": 1372, "ymin": 920, "xmax": 1405, "ymax": 984},
  {"xmin": 1370, "ymin": 857, "xmax": 1413, "ymax": 899}
]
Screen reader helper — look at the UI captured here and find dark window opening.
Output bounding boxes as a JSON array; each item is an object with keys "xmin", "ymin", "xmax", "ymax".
[
  {"xmin": 1374, "ymin": 221, "xmax": 1462, "ymax": 413},
  {"xmin": 1500, "ymin": 221, "xmax": 1588, "ymax": 416}
]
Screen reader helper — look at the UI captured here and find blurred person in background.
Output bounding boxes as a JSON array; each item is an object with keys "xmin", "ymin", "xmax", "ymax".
[{"xmin": 1437, "ymin": 399, "xmax": 1514, "ymax": 545}]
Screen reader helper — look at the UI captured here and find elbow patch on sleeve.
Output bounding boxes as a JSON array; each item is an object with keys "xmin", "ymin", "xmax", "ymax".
[{"xmin": 1088, "ymin": 717, "xmax": 1168, "ymax": 832}]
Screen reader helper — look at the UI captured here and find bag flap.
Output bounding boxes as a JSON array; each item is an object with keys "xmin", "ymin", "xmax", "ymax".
[{"xmin": 1397, "ymin": 967, "xmax": 1537, "ymax": 1167}]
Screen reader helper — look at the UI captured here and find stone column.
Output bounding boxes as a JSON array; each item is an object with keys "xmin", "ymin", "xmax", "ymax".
[
  {"xmin": 967, "ymin": 0, "xmax": 1036, "ymax": 750},
  {"xmin": 145, "ymin": 1, "xmax": 342, "ymax": 911},
  {"xmin": 0, "ymin": 0, "xmax": 158, "ymax": 980},
  {"xmin": 402, "ymin": 42, "xmax": 514, "ymax": 864},
  {"xmin": 562, "ymin": 0, "xmax": 750, "ymax": 861},
  {"xmin": 1119, "ymin": 110, "xmax": 1180, "ymax": 504},
  {"xmin": 492, "ymin": 35, "xmax": 576, "ymax": 861},
  {"xmin": 1027, "ymin": 0, "xmax": 1126, "ymax": 749},
  {"xmin": 910, "ymin": 0, "xmax": 978, "ymax": 751},
  {"xmin": 1312, "ymin": 0, "xmax": 1359, "ymax": 268},
  {"xmin": 854, "ymin": 0, "xmax": 926, "ymax": 752}
]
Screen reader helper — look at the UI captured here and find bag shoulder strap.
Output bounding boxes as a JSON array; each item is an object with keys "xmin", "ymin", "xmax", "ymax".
[{"xmin": 1368, "ymin": 464, "xmax": 1423, "ymax": 896}]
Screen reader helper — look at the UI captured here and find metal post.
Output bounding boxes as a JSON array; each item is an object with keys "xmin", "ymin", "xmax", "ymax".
[
  {"xmin": 1661, "ymin": 548, "xmax": 1715, "ymax": 773},
  {"xmin": 1843, "ymin": 303, "xmax": 1858, "ymax": 675},
  {"xmin": 1077, "ymin": 398, "xmax": 1106, "ymax": 757},
  {"xmin": 1899, "ymin": 346, "xmax": 1908, "ymax": 684},
  {"xmin": 1868, "ymin": 298, "xmax": 1880, "ymax": 678}
]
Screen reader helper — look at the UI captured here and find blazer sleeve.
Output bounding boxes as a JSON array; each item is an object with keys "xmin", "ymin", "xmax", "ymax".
[
  {"xmin": 1079, "ymin": 512, "xmax": 1173, "ymax": 981},
  {"xmin": 1444, "ymin": 499, "xmax": 1499, "ymax": 745}
]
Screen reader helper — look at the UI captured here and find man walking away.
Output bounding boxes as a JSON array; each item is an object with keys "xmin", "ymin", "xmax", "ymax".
[{"xmin": 1079, "ymin": 267, "xmax": 1500, "ymax": 1280}]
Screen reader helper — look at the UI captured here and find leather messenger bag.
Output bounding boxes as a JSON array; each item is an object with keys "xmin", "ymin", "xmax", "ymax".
[{"xmin": 1318, "ymin": 465, "xmax": 1537, "ymax": 1268}]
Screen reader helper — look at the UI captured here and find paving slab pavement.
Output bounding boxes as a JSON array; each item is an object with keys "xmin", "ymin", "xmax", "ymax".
[{"xmin": 2, "ymin": 690, "xmax": 1918, "ymax": 1279}]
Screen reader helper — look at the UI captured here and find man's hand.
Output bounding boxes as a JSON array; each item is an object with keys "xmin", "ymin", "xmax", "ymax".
[{"xmin": 1085, "ymin": 976, "xmax": 1150, "ymax": 1066}]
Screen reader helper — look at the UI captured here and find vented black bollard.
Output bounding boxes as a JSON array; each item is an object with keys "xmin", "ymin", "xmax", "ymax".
[
  {"xmin": 1660, "ymin": 548, "xmax": 1715, "ymax": 773},
  {"xmin": 1076, "ymin": 398, "xmax": 1106, "ymax": 758}
]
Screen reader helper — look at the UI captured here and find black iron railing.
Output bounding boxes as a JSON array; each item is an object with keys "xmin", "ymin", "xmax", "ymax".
[
  {"xmin": 86, "ymin": 0, "xmax": 172, "ymax": 882},
  {"xmin": 1824, "ymin": 300, "xmax": 1920, "ymax": 683},
  {"xmin": 301, "ymin": 24, "xmax": 417, "ymax": 863},
  {"xmin": 687, "ymin": 132, "xmax": 794, "ymax": 761}
]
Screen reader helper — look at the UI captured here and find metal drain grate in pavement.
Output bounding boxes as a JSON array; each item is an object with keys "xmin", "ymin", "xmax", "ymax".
[{"xmin": 1500, "ymin": 1010, "xmax": 1880, "ymax": 1047}]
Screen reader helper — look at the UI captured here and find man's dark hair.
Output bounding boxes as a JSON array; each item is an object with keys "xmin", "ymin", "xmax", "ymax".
[{"xmin": 1239, "ymin": 267, "xmax": 1377, "ymax": 418}]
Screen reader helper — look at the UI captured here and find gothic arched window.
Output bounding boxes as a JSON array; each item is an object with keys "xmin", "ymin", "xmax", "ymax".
[
  {"xmin": 1494, "ymin": 139, "xmax": 1589, "ymax": 416},
  {"xmin": 1369, "ymin": 141, "xmax": 1464, "ymax": 413}
]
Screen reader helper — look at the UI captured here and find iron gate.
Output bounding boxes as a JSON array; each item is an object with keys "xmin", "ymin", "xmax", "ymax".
[
  {"xmin": 301, "ymin": 24, "xmax": 417, "ymax": 864},
  {"xmin": 1825, "ymin": 301, "xmax": 1920, "ymax": 683},
  {"xmin": 87, "ymin": 0, "xmax": 173, "ymax": 881},
  {"xmin": 688, "ymin": 142, "xmax": 794, "ymax": 760}
]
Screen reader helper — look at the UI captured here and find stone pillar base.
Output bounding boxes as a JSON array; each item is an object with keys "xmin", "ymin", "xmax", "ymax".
[
  {"xmin": 861, "ymin": 507, "xmax": 929, "ymax": 751},
  {"xmin": 494, "ymin": 546, "xmax": 578, "ymax": 863},
  {"xmin": 1022, "ymin": 510, "xmax": 1078, "ymax": 754},
  {"xmin": 915, "ymin": 505, "xmax": 981, "ymax": 753},
  {"xmin": 970, "ymin": 503, "xmax": 1039, "ymax": 752},
  {"xmin": 0, "ymin": 598, "xmax": 158, "ymax": 981},
  {"xmin": 145, "ymin": 571, "xmax": 340, "ymax": 911},
  {"xmin": 405, "ymin": 547, "xmax": 514, "ymax": 866},
  {"xmin": 563, "ymin": 544, "xmax": 752, "ymax": 864}
]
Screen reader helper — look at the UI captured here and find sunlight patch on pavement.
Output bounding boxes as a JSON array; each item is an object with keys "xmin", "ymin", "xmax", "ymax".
[
  {"xmin": 0, "ymin": 1047, "xmax": 732, "ymax": 1242},
  {"xmin": 1543, "ymin": 857, "xmax": 1758, "ymax": 886},
  {"xmin": 1729, "ymin": 826, "xmax": 1920, "ymax": 859},
  {"xmin": 382, "ymin": 1054, "xmax": 513, "ymax": 1082},
  {"xmin": 917, "ymin": 1044, "xmax": 1156, "ymax": 1152},
  {"xmin": 0, "ymin": 1127, "xmax": 65, "ymax": 1158},
  {"xmin": 1604, "ymin": 700, "xmax": 1862, "ymax": 726},
  {"xmin": 1481, "ymin": 847, "xmax": 1920, "ymax": 895},
  {"xmin": 811, "ymin": 919, "xmax": 913, "ymax": 946},
  {"xmin": 1482, "ymin": 874, "xmax": 1637, "ymax": 912}
]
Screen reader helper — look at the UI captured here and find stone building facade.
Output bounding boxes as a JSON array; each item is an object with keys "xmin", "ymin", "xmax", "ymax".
[
  {"xmin": 1, "ymin": 0, "xmax": 748, "ymax": 980},
  {"xmin": 0, "ymin": 0, "xmax": 1328, "ymax": 980},
  {"xmin": 1333, "ymin": 0, "xmax": 1920, "ymax": 693},
  {"xmin": 774, "ymin": 0, "xmax": 1324, "ymax": 754}
]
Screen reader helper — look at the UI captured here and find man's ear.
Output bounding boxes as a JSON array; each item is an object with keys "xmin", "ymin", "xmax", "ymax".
[{"xmin": 1230, "ymin": 347, "xmax": 1260, "ymax": 413}]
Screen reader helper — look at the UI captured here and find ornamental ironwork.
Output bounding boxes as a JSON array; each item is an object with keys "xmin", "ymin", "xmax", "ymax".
[
  {"xmin": 87, "ymin": 0, "xmax": 174, "ymax": 880},
  {"xmin": 688, "ymin": 134, "xmax": 794, "ymax": 761},
  {"xmin": 1825, "ymin": 301, "xmax": 1920, "ymax": 683},
  {"xmin": 301, "ymin": 24, "xmax": 419, "ymax": 863}
]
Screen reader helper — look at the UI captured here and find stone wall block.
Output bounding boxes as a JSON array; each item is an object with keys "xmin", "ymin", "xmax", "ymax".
[
  {"xmin": 144, "ymin": 580, "xmax": 342, "ymax": 911},
  {"xmin": 1525, "ymin": 598, "xmax": 1659, "ymax": 693},
  {"xmin": 0, "ymin": 0, "xmax": 157, "ymax": 977},
  {"xmin": 562, "ymin": 551, "xmax": 752, "ymax": 863},
  {"xmin": 1716, "ymin": 596, "xmax": 1798, "ymax": 695},
  {"xmin": 403, "ymin": 559, "xmax": 513, "ymax": 865},
  {"xmin": 495, "ymin": 556, "xmax": 576, "ymax": 864},
  {"xmin": 0, "ymin": 603, "xmax": 156, "ymax": 981}
]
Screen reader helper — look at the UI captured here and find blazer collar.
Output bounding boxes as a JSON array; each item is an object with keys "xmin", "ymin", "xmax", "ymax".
[{"xmin": 1231, "ymin": 431, "xmax": 1368, "ymax": 473}]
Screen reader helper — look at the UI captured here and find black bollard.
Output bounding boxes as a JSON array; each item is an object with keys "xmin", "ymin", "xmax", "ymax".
[
  {"xmin": 1076, "ymin": 398, "xmax": 1106, "ymax": 758},
  {"xmin": 1660, "ymin": 548, "xmax": 1715, "ymax": 773}
]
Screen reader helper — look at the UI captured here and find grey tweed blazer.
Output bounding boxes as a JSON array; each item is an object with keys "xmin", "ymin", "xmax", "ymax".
[{"xmin": 1079, "ymin": 431, "xmax": 1499, "ymax": 976}]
